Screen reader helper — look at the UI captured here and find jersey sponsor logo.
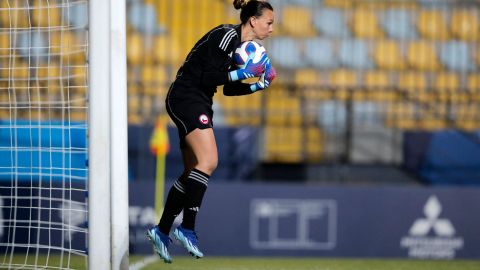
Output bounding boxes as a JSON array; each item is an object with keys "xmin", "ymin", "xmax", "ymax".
[{"xmin": 199, "ymin": 114, "xmax": 209, "ymax": 125}]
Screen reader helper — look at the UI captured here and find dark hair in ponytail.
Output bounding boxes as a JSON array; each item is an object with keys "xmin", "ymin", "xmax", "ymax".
[{"xmin": 233, "ymin": 0, "xmax": 273, "ymax": 25}]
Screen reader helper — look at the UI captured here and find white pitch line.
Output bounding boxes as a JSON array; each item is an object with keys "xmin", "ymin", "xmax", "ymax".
[{"xmin": 129, "ymin": 255, "xmax": 159, "ymax": 270}]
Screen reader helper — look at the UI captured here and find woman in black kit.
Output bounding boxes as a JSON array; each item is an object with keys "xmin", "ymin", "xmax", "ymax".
[{"xmin": 147, "ymin": 0, "xmax": 276, "ymax": 263}]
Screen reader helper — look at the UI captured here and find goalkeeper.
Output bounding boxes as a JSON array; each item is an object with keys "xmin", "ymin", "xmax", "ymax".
[{"xmin": 146, "ymin": 0, "xmax": 276, "ymax": 264}]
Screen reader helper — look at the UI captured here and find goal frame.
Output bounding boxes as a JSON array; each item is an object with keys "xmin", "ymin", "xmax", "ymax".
[{"xmin": 88, "ymin": 0, "xmax": 129, "ymax": 269}]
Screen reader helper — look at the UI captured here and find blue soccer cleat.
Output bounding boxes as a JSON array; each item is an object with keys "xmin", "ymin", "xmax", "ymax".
[
  {"xmin": 146, "ymin": 226, "xmax": 172, "ymax": 263},
  {"xmin": 173, "ymin": 226, "xmax": 204, "ymax": 258}
]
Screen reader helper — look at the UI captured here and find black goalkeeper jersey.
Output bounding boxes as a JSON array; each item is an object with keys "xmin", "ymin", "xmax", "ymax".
[{"xmin": 167, "ymin": 24, "xmax": 244, "ymax": 105}]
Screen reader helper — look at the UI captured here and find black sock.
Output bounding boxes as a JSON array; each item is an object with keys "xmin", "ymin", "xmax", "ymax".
[
  {"xmin": 158, "ymin": 173, "xmax": 188, "ymax": 235},
  {"xmin": 181, "ymin": 169, "xmax": 209, "ymax": 231}
]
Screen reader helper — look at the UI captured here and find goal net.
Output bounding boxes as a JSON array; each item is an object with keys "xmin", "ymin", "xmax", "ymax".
[{"xmin": 0, "ymin": 0, "xmax": 89, "ymax": 269}]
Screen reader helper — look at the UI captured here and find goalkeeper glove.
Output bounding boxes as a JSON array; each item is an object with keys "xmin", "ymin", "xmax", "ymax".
[
  {"xmin": 229, "ymin": 53, "xmax": 269, "ymax": 82},
  {"xmin": 250, "ymin": 63, "xmax": 277, "ymax": 92}
]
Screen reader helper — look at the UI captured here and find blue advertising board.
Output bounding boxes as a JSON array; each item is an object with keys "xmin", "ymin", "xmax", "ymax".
[{"xmin": 129, "ymin": 182, "xmax": 480, "ymax": 259}]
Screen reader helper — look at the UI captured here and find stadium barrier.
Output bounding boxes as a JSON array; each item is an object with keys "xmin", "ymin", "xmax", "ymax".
[{"xmin": 129, "ymin": 181, "xmax": 480, "ymax": 259}]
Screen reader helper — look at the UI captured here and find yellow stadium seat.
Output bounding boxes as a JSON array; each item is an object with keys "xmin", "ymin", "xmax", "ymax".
[
  {"xmin": 49, "ymin": 32, "xmax": 86, "ymax": 64},
  {"xmin": 417, "ymin": 10, "xmax": 449, "ymax": 40},
  {"xmin": 306, "ymin": 127, "xmax": 323, "ymax": 162},
  {"xmin": 451, "ymin": 10, "xmax": 479, "ymax": 41},
  {"xmin": 364, "ymin": 71, "xmax": 397, "ymax": 101},
  {"xmin": 398, "ymin": 72, "xmax": 427, "ymax": 91},
  {"xmin": 386, "ymin": 103, "xmax": 417, "ymax": 130},
  {"xmin": 70, "ymin": 65, "xmax": 87, "ymax": 87},
  {"xmin": 323, "ymin": 0, "xmax": 353, "ymax": 8},
  {"xmin": 31, "ymin": 0, "xmax": 62, "ymax": 27},
  {"xmin": 0, "ymin": 33, "xmax": 9, "ymax": 57},
  {"xmin": 0, "ymin": 1, "xmax": 29, "ymax": 28},
  {"xmin": 141, "ymin": 65, "xmax": 167, "ymax": 86},
  {"xmin": 477, "ymin": 46, "xmax": 480, "ymax": 67},
  {"xmin": 434, "ymin": 72, "xmax": 459, "ymax": 92},
  {"xmin": 153, "ymin": 35, "xmax": 182, "ymax": 65},
  {"xmin": 281, "ymin": 6, "xmax": 316, "ymax": 37},
  {"xmin": 294, "ymin": 69, "xmax": 321, "ymax": 87},
  {"xmin": 264, "ymin": 126, "xmax": 303, "ymax": 163},
  {"xmin": 374, "ymin": 40, "xmax": 405, "ymax": 70},
  {"xmin": 406, "ymin": 41, "xmax": 441, "ymax": 71},
  {"xmin": 266, "ymin": 96, "xmax": 301, "ymax": 126},
  {"xmin": 330, "ymin": 69, "xmax": 357, "ymax": 100},
  {"xmin": 127, "ymin": 32, "xmax": 145, "ymax": 66},
  {"xmin": 468, "ymin": 74, "xmax": 480, "ymax": 92},
  {"xmin": 364, "ymin": 71, "xmax": 390, "ymax": 89},
  {"xmin": 351, "ymin": 9, "xmax": 383, "ymax": 38}
]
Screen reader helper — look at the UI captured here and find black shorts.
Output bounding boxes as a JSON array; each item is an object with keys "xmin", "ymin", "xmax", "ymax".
[{"xmin": 166, "ymin": 98, "xmax": 213, "ymax": 148}]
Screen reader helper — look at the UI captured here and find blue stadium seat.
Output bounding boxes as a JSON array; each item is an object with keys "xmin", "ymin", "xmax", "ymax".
[
  {"xmin": 304, "ymin": 38, "xmax": 337, "ymax": 69},
  {"xmin": 267, "ymin": 37, "xmax": 305, "ymax": 69},
  {"xmin": 382, "ymin": 9, "xmax": 417, "ymax": 39},
  {"xmin": 339, "ymin": 39, "xmax": 373, "ymax": 69},
  {"xmin": 317, "ymin": 101, "xmax": 346, "ymax": 134},
  {"xmin": 17, "ymin": 31, "xmax": 47, "ymax": 62},
  {"xmin": 128, "ymin": 2, "xmax": 165, "ymax": 34},
  {"xmin": 313, "ymin": 8, "xmax": 350, "ymax": 38},
  {"xmin": 64, "ymin": 1, "xmax": 88, "ymax": 29},
  {"xmin": 439, "ymin": 41, "xmax": 474, "ymax": 72}
]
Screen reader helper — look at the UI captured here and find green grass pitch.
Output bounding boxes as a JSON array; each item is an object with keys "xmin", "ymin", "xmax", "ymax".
[{"xmin": 131, "ymin": 256, "xmax": 480, "ymax": 270}]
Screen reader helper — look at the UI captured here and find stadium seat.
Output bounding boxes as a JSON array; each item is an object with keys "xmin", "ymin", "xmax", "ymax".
[
  {"xmin": 281, "ymin": 5, "xmax": 316, "ymax": 37},
  {"xmin": 373, "ymin": 40, "xmax": 405, "ymax": 70},
  {"xmin": 313, "ymin": 8, "xmax": 350, "ymax": 38},
  {"xmin": 323, "ymin": 0, "xmax": 353, "ymax": 9},
  {"xmin": 306, "ymin": 127, "xmax": 323, "ymax": 162},
  {"xmin": 398, "ymin": 72, "xmax": 427, "ymax": 91},
  {"xmin": 317, "ymin": 100, "xmax": 346, "ymax": 134},
  {"xmin": 0, "ymin": 1, "xmax": 29, "ymax": 28},
  {"xmin": 363, "ymin": 70, "xmax": 392, "ymax": 91},
  {"xmin": 31, "ymin": 0, "xmax": 62, "ymax": 27},
  {"xmin": 386, "ymin": 103, "xmax": 417, "ymax": 130},
  {"xmin": 64, "ymin": 1, "xmax": 88, "ymax": 29},
  {"xmin": 434, "ymin": 72, "xmax": 460, "ymax": 92},
  {"xmin": 153, "ymin": 35, "xmax": 183, "ymax": 65},
  {"xmin": 263, "ymin": 125, "xmax": 303, "ymax": 163},
  {"xmin": 339, "ymin": 39, "xmax": 373, "ymax": 69},
  {"xmin": 382, "ymin": 9, "xmax": 417, "ymax": 39},
  {"xmin": 304, "ymin": 38, "xmax": 337, "ymax": 69},
  {"xmin": 406, "ymin": 41, "xmax": 440, "ymax": 71},
  {"xmin": 267, "ymin": 37, "xmax": 305, "ymax": 69},
  {"xmin": 128, "ymin": 2, "xmax": 165, "ymax": 34},
  {"xmin": 49, "ymin": 32, "xmax": 86, "ymax": 64},
  {"xmin": 0, "ymin": 33, "xmax": 10, "ymax": 57},
  {"xmin": 141, "ymin": 65, "xmax": 167, "ymax": 87},
  {"xmin": 294, "ymin": 68, "xmax": 321, "ymax": 87},
  {"xmin": 330, "ymin": 69, "xmax": 357, "ymax": 90},
  {"xmin": 417, "ymin": 10, "xmax": 449, "ymax": 40},
  {"xmin": 266, "ymin": 95, "xmax": 301, "ymax": 126},
  {"xmin": 16, "ymin": 31, "xmax": 48, "ymax": 62},
  {"xmin": 467, "ymin": 74, "xmax": 480, "ymax": 93},
  {"xmin": 127, "ymin": 32, "xmax": 146, "ymax": 66},
  {"xmin": 451, "ymin": 10, "xmax": 479, "ymax": 41},
  {"xmin": 350, "ymin": 9, "xmax": 383, "ymax": 39},
  {"xmin": 439, "ymin": 41, "xmax": 474, "ymax": 72},
  {"xmin": 70, "ymin": 65, "xmax": 87, "ymax": 87}
]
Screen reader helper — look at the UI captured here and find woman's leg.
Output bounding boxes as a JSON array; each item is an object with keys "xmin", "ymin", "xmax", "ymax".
[
  {"xmin": 181, "ymin": 128, "xmax": 218, "ymax": 230},
  {"xmin": 158, "ymin": 143, "xmax": 197, "ymax": 234}
]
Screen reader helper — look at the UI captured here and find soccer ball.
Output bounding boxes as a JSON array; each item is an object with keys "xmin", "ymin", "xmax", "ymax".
[{"xmin": 233, "ymin": 40, "xmax": 266, "ymax": 69}]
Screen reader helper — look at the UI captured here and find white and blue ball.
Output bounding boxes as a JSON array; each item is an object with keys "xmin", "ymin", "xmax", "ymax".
[{"xmin": 233, "ymin": 40, "xmax": 266, "ymax": 69}]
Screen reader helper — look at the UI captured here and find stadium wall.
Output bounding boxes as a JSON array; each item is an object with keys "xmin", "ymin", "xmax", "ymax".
[{"xmin": 128, "ymin": 181, "xmax": 480, "ymax": 259}]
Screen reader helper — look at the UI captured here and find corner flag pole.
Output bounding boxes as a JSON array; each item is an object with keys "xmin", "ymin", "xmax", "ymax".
[{"xmin": 150, "ymin": 116, "xmax": 169, "ymax": 219}]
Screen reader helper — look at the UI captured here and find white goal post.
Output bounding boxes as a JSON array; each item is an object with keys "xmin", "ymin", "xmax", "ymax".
[{"xmin": 88, "ymin": 0, "xmax": 129, "ymax": 270}]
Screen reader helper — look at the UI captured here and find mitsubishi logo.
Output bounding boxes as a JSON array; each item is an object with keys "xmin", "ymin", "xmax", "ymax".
[
  {"xmin": 409, "ymin": 195, "xmax": 455, "ymax": 237},
  {"xmin": 400, "ymin": 195, "xmax": 464, "ymax": 259}
]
